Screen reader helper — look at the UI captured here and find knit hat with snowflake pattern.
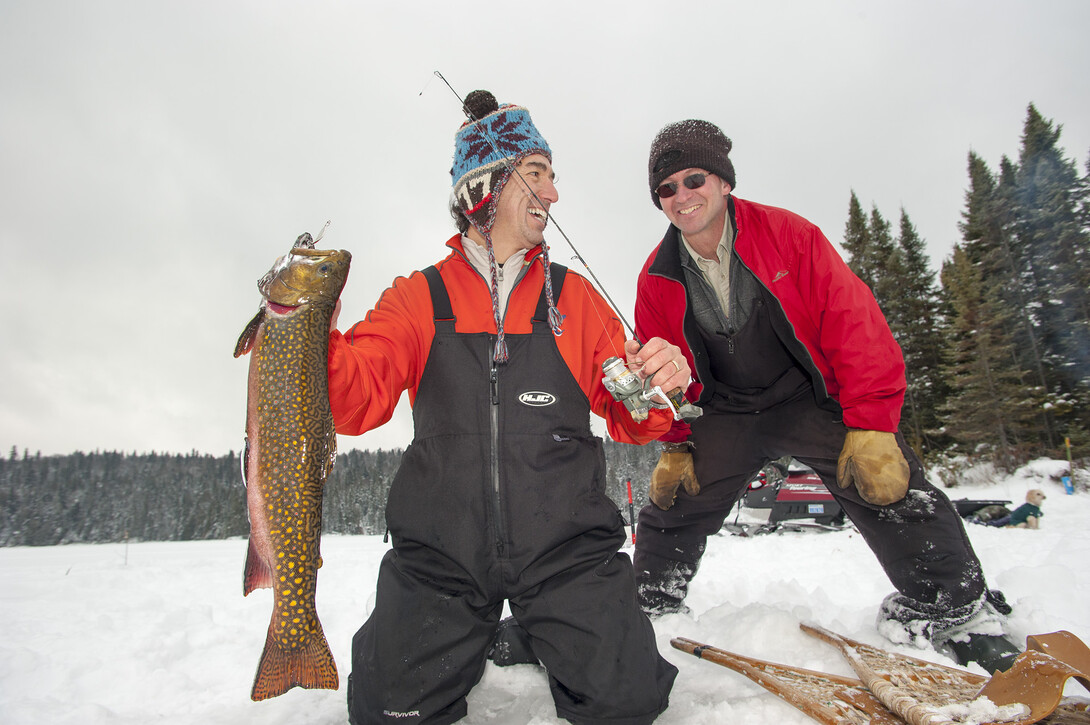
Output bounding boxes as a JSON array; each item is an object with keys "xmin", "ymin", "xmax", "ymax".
[{"xmin": 450, "ymin": 90, "xmax": 562, "ymax": 362}]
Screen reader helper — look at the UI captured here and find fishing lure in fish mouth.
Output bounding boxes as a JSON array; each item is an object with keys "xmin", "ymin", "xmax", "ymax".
[
  {"xmin": 235, "ymin": 225, "xmax": 350, "ymax": 360},
  {"xmin": 253, "ymin": 223, "xmax": 348, "ymax": 308},
  {"xmin": 256, "ymin": 221, "xmax": 333, "ymax": 293},
  {"xmin": 292, "ymin": 220, "xmax": 330, "ymax": 251}
]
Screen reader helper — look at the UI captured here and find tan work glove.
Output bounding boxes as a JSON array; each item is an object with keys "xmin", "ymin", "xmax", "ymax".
[
  {"xmin": 836, "ymin": 429, "xmax": 911, "ymax": 505},
  {"xmin": 649, "ymin": 441, "xmax": 700, "ymax": 510}
]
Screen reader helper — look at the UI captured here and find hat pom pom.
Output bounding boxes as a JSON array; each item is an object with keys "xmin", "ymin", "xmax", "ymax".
[{"xmin": 463, "ymin": 90, "xmax": 499, "ymax": 121}]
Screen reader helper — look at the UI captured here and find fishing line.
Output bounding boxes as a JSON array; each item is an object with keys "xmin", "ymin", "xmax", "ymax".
[
  {"xmin": 431, "ymin": 71, "xmax": 639, "ymax": 343},
  {"xmin": 428, "ymin": 73, "xmax": 701, "ymax": 421},
  {"xmin": 573, "ymin": 273, "xmax": 626, "ymax": 362}
]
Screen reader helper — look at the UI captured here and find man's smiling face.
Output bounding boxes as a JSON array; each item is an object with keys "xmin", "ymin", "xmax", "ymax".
[
  {"xmin": 658, "ymin": 167, "xmax": 731, "ymax": 246},
  {"xmin": 488, "ymin": 154, "xmax": 558, "ymax": 261}
]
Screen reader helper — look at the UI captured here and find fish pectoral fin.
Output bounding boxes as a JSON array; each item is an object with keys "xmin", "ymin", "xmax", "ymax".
[{"xmin": 234, "ymin": 307, "xmax": 266, "ymax": 358}]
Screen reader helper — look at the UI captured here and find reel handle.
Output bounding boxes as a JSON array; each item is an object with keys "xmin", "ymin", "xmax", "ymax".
[{"xmin": 662, "ymin": 386, "xmax": 702, "ymax": 422}]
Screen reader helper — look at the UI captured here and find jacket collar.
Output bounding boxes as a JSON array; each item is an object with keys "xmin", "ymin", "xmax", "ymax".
[
  {"xmin": 649, "ymin": 196, "xmax": 736, "ymax": 281},
  {"xmin": 445, "ymin": 233, "xmax": 545, "ymax": 265}
]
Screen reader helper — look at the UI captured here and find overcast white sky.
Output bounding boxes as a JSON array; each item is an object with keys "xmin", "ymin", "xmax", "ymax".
[{"xmin": 2, "ymin": 0, "xmax": 1088, "ymax": 457}]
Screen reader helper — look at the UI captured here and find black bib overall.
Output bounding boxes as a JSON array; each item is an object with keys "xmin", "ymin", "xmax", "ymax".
[{"xmin": 349, "ymin": 264, "xmax": 675, "ymax": 725}]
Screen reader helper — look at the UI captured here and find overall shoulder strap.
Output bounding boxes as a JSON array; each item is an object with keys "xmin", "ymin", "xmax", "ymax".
[
  {"xmin": 422, "ymin": 265, "xmax": 455, "ymax": 322},
  {"xmin": 532, "ymin": 263, "xmax": 568, "ymax": 323}
]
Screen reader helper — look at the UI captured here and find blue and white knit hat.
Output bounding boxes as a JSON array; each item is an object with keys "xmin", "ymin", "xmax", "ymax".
[
  {"xmin": 450, "ymin": 90, "xmax": 562, "ymax": 362},
  {"xmin": 452, "ymin": 90, "xmax": 552, "ymax": 234}
]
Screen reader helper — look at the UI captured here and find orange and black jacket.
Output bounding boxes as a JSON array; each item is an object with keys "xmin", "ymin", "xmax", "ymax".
[{"xmin": 328, "ymin": 234, "xmax": 673, "ymax": 444}]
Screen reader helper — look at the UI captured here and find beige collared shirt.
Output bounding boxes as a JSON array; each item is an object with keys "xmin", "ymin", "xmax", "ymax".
[{"xmin": 680, "ymin": 217, "xmax": 734, "ymax": 316}]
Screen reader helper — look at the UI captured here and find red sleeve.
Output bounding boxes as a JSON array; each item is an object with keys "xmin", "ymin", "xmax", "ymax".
[
  {"xmin": 633, "ymin": 246, "xmax": 696, "ymax": 443},
  {"xmin": 326, "ymin": 271, "xmax": 434, "ymax": 436},
  {"xmin": 553, "ymin": 270, "xmax": 672, "ymax": 445},
  {"xmin": 795, "ymin": 224, "xmax": 906, "ymax": 431},
  {"xmin": 589, "ymin": 284, "xmax": 674, "ymax": 444}
]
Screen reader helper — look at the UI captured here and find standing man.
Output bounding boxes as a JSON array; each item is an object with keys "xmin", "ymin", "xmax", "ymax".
[
  {"xmin": 631, "ymin": 119, "xmax": 1020, "ymax": 673},
  {"xmin": 328, "ymin": 90, "xmax": 680, "ymax": 725}
]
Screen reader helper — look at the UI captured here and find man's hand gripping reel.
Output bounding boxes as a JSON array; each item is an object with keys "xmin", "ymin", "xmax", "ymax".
[{"xmin": 601, "ymin": 357, "xmax": 702, "ymax": 423}]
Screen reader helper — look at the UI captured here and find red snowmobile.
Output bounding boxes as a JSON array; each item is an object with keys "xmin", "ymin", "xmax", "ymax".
[
  {"xmin": 727, "ymin": 460, "xmax": 846, "ymax": 534},
  {"xmin": 731, "ymin": 459, "xmax": 1013, "ymax": 535}
]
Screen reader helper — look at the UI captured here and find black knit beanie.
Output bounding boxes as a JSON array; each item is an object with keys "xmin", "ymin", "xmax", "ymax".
[{"xmin": 648, "ymin": 120, "xmax": 736, "ymax": 209}]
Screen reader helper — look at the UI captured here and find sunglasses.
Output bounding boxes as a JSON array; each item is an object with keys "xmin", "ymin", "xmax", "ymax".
[{"xmin": 656, "ymin": 172, "xmax": 710, "ymax": 199}]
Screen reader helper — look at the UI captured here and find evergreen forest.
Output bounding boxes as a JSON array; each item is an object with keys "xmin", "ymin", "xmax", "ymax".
[
  {"xmin": 844, "ymin": 104, "xmax": 1089, "ymax": 467},
  {"xmin": 0, "ymin": 443, "xmax": 659, "ymax": 547}
]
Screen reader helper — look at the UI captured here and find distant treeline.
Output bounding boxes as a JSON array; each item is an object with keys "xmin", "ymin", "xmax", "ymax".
[{"xmin": 0, "ymin": 442, "xmax": 658, "ymax": 547}]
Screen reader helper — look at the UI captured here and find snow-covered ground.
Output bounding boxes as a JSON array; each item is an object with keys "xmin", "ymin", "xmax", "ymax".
[{"xmin": 2, "ymin": 459, "xmax": 1087, "ymax": 724}]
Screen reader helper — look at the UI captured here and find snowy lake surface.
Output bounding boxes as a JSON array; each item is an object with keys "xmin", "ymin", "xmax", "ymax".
[{"xmin": 2, "ymin": 459, "xmax": 1088, "ymax": 724}]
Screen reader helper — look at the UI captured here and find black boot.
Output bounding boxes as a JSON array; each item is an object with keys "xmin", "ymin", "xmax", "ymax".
[
  {"xmin": 633, "ymin": 550, "xmax": 697, "ymax": 617},
  {"xmin": 878, "ymin": 590, "xmax": 1021, "ymax": 673},
  {"xmin": 944, "ymin": 590, "xmax": 1019, "ymax": 673},
  {"xmin": 487, "ymin": 616, "xmax": 540, "ymax": 667},
  {"xmin": 945, "ymin": 633, "xmax": 1021, "ymax": 673}
]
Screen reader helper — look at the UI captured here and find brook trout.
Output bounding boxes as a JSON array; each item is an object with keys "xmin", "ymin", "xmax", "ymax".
[{"xmin": 234, "ymin": 232, "xmax": 351, "ymax": 701}]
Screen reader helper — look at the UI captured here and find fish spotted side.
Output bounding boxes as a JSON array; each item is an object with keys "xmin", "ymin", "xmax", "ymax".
[{"xmin": 234, "ymin": 236, "xmax": 351, "ymax": 701}]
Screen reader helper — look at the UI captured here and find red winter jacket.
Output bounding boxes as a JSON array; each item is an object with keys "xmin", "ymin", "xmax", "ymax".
[
  {"xmin": 634, "ymin": 196, "xmax": 906, "ymax": 443},
  {"xmin": 328, "ymin": 234, "xmax": 673, "ymax": 444}
]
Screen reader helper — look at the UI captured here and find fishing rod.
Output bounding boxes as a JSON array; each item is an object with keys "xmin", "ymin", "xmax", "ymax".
[
  {"xmin": 431, "ymin": 72, "xmax": 700, "ymax": 423},
  {"xmin": 432, "ymin": 71, "xmax": 637, "ymax": 340}
]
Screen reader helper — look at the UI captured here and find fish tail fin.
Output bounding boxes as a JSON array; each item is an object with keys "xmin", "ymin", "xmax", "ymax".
[
  {"xmin": 242, "ymin": 537, "xmax": 275, "ymax": 596},
  {"xmin": 250, "ymin": 620, "xmax": 339, "ymax": 701}
]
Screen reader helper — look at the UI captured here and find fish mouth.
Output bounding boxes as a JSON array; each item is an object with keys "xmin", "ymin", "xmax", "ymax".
[{"xmin": 267, "ymin": 301, "xmax": 298, "ymax": 315}]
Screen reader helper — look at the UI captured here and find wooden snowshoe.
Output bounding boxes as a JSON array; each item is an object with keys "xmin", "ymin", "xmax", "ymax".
[
  {"xmin": 672, "ymin": 624, "xmax": 1090, "ymax": 725},
  {"xmin": 1028, "ymin": 631, "xmax": 1090, "ymax": 685},
  {"xmin": 974, "ymin": 631, "xmax": 1090, "ymax": 724},
  {"xmin": 671, "ymin": 636, "xmax": 902, "ymax": 724},
  {"xmin": 800, "ymin": 623, "xmax": 992, "ymax": 724},
  {"xmin": 803, "ymin": 623, "xmax": 1090, "ymax": 725}
]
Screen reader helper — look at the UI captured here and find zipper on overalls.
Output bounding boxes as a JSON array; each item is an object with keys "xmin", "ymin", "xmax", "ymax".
[{"xmin": 489, "ymin": 347, "xmax": 507, "ymax": 555}]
